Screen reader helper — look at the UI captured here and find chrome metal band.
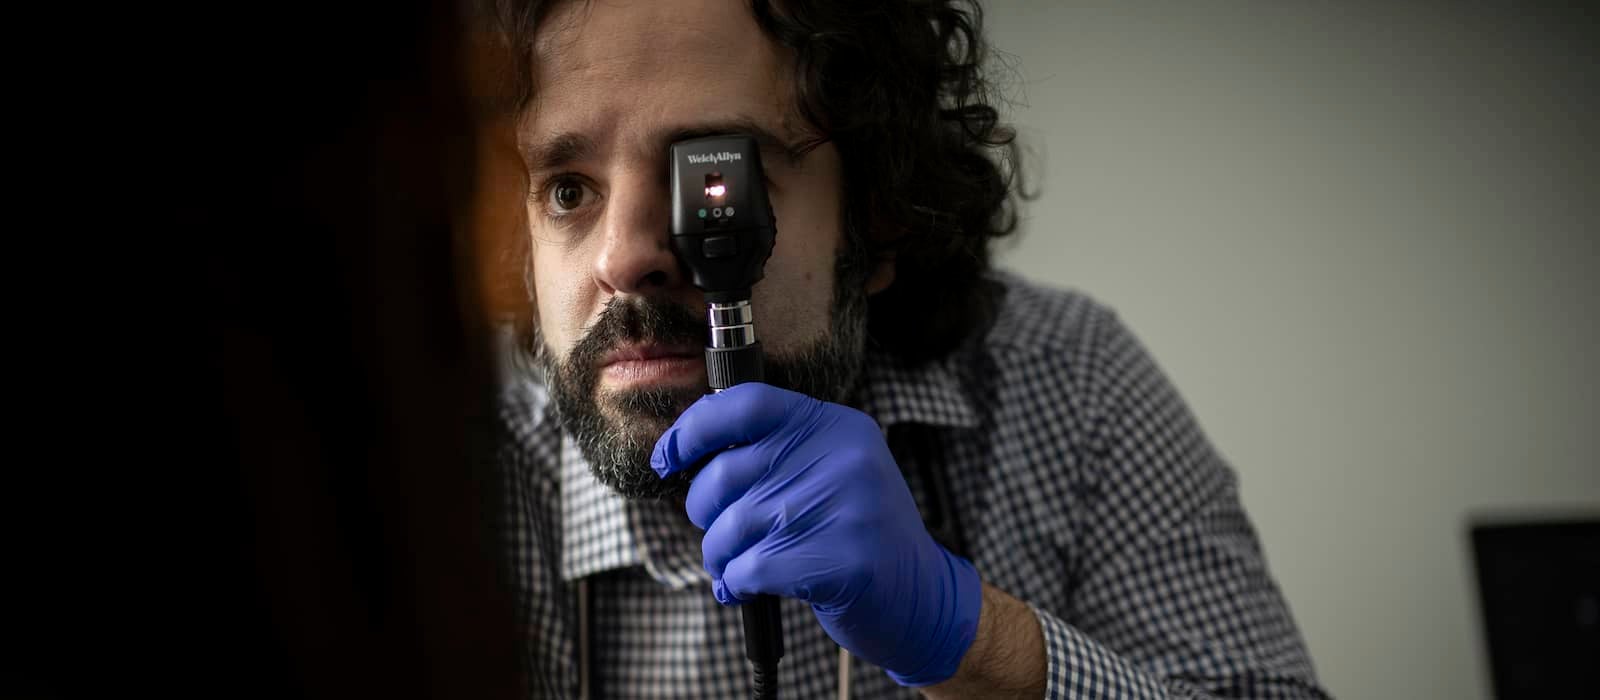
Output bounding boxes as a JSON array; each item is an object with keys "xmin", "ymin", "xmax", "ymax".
[
  {"xmin": 707, "ymin": 300, "xmax": 757, "ymax": 349},
  {"xmin": 710, "ymin": 324, "xmax": 756, "ymax": 349},
  {"xmin": 708, "ymin": 301, "xmax": 753, "ymax": 328}
]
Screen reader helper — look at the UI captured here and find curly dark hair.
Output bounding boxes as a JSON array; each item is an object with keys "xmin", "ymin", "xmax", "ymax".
[{"xmin": 483, "ymin": 0, "xmax": 1023, "ymax": 365}]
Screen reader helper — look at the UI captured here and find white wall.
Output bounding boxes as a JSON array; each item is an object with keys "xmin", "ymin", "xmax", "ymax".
[{"xmin": 984, "ymin": 2, "xmax": 1599, "ymax": 698}]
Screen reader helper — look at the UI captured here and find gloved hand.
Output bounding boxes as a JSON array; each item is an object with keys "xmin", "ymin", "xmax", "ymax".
[{"xmin": 650, "ymin": 383, "xmax": 982, "ymax": 687}]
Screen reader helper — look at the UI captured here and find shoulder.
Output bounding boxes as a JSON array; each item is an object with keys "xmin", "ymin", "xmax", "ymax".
[
  {"xmin": 491, "ymin": 327, "xmax": 561, "ymax": 484},
  {"xmin": 977, "ymin": 269, "xmax": 1128, "ymax": 390},
  {"xmin": 965, "ymin": 270, "xmax": 1203, "ymax": 478},
  {"xmin": 978, "ymin": 268, "xmax": 1194, "ymax": 427}
]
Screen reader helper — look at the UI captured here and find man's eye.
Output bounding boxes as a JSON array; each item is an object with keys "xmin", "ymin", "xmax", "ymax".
[{"xmin": 545, "ymin": 177, "xmax": 595, "ymax": 214}]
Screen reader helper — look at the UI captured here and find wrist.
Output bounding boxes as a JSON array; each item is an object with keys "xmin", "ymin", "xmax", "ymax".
[{"xmin": 919, "ymin": 583, "xmax": 1046, "ymax": 699}]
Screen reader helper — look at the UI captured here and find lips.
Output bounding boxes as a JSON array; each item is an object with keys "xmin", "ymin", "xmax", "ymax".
[
  {"xmin": 599, "ymin": 343, "xmax": 702, "ymax": 368},
  {"xmin": 597, "ymin": 343, "xmax": 705, "ymax": 387}
]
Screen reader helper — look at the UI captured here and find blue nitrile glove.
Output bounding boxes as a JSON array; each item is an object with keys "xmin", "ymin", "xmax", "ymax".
[{"xmin": 650, "ymin": 383, "xmax": 982, "ymax": 687}]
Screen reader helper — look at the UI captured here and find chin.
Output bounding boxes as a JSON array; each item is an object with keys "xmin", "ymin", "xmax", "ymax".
[{"xmin": 598, "ymin": 386, "xmax": 698, "ymax": 438}]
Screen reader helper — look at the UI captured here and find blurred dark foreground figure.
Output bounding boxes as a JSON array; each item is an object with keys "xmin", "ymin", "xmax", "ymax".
[{"xmin": 24, "ymin": 1, "xmax": 527, "ymax": 697}]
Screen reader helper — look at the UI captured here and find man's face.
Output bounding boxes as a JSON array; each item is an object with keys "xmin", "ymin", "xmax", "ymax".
[{"xmin": 521, "ymin": 0, "xmax": 868, "ymax": 498}]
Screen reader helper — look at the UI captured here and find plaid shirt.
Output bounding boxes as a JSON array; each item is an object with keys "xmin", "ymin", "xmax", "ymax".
[{"xmin": 499, "ymin": 271, "xmax": 1329, "ymax": 698}]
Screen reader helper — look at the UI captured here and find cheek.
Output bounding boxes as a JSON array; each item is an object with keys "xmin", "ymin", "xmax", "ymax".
[
  {"xmin": 751, "ymin": 145, "xmax": 848, "ymax": 351},
  {"xmin": 528, "ymin": 237, "xmax": 591, "ymax": 356},
  {"xmin": 753, "ymin": 201, "xmax": 841, "ymax": 352}
]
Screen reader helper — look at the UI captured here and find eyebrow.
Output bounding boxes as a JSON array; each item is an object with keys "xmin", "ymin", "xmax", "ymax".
[
  {"xmin": 521, "ymin": 115, "xmax": 810, "ymax": 173},
  {"xmin": 522, "ymin": 131, "xmax": 598, "ymax": 172}
]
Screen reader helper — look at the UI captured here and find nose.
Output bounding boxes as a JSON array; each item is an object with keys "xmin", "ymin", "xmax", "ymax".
[{"xmin": 592, "ymin": 174, "xmax": 684, "ymax": 296}]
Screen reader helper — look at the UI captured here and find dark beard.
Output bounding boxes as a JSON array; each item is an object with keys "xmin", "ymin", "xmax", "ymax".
[{"xmin": 534, "ymin": 246, "xmax": 871, "ymax": 500}]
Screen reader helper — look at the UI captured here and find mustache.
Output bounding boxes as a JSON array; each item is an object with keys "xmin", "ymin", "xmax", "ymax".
[{"xmin": 566, "ymin": 297, "xmax": 706, "ymax": 372}]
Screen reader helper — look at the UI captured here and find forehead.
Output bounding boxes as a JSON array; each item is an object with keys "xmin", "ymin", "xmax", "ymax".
[{"xmin": 526, "ymin": 0, "xmax": 797, "ymax": 155}]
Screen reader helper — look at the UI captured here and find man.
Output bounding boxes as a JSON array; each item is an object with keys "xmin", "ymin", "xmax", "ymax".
[{"xmin": 489, "ymin": 0, "xmax": 1329, "ymax": 697}]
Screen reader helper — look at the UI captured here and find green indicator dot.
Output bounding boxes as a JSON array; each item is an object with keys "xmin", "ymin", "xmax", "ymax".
[{"xmin": 697, "ymin": 208, "xmax": 707, "ymax": 219}]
